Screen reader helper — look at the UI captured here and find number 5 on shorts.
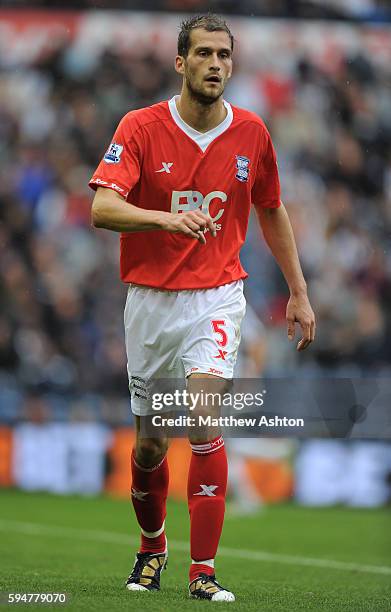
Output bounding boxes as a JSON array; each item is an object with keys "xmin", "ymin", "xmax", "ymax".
[
  {"xmin": 211, "ymin": 320, "xmax": 228, "ymax": 346},
  {"xmin": 211, "ymin": 320, "xmax": 229, "ymax": 361}
]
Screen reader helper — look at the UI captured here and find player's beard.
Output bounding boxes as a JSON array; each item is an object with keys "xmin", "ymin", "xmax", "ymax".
[{"xmin": 185, "ymin": 71, "xmax": 225, "ymax": 106}]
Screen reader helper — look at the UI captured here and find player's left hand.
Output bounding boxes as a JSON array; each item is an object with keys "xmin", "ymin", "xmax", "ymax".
[{"xmin": 286, "ymin": 292, "xmax": 316, "ymax": 351}]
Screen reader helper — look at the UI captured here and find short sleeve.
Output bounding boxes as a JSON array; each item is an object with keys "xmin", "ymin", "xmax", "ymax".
[
  {"xmin": 251, "ymin": 129, "xmax": 281, "ymax": 210},
  {"xmin": 89, "ymin": 114, "xmax": 141, "ymax": 199}
]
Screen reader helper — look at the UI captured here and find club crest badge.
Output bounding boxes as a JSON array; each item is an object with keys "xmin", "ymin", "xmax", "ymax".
[
  {"xmin": 235, "ymin": 155, "xmax": 250, "ymax": 182},
  {"xmin": 104, "ymin": 142, "xmax": 123, "ymax": 164}
]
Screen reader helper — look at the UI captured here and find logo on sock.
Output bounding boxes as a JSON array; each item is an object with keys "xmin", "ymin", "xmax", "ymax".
[
  {"xmin": 194, "ymin": 484, "xmax": 218, "ymax": 497},
  {"xmin": 131, "ymin": 488, "xmax": 149, "ymax": 501}
]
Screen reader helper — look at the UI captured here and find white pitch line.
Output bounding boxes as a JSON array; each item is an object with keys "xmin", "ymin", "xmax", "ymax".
[{"xmin": 0, "ymin": 519, "xmax": 390, "ymax": 577}]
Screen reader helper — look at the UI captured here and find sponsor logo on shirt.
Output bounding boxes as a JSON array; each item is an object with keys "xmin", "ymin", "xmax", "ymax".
[
  {"xmin": 104, "ymin": 142, "xmax": 123, "ymax": 164},
  {"xmin": 235, "ymin": 155, "xmax": 250, "ymax": 182},
  {"xmin": 171, "ymin": 190, "xmax": 227, "ymax": 230}
]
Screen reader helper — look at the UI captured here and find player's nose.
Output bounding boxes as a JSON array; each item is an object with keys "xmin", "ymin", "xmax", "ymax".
[{"xmin": 209, "ymin": 54, "xmax": 221, "ymax": 69}]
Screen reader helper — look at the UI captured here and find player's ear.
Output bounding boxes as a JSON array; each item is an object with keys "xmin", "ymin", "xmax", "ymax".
[{"xmin": 175, "ymin": 55, "xmax": 185, "ymax": 75}]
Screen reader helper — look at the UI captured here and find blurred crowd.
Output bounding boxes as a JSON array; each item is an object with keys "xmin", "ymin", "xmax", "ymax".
[
  {"xmin": 1, "ymin": 12, "xmax": 391, "ymax": 423},
  {"xmin": 1, "ymin": 1, "xmax": 391, "ymax": 22}
]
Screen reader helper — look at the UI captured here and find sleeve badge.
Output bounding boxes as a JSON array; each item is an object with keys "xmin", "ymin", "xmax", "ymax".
[{"xmin": 104, "ymin": 142, "xmax": 124, "ymax": 164}]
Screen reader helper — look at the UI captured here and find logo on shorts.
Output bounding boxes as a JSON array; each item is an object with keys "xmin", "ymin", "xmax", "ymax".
[
  {"xmin": 208, "ymin": 367, "xmax": 223, "ymax": 375},
  {"xmin": 104, "ymin": 142, "xmax": 123, "ymax": 164},
  {"xmin": 213, "ymin": 350, "xmax": 227, "ymax": 361},
  {"xmin": 235, "ymin": 155, "xmax": 250, "ymax": 182}
]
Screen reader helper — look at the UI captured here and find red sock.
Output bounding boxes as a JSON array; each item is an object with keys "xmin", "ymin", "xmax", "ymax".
[
  {"xmin": 187, "ymin": 435, "xmax": 227, "ymax": 582},
  {"xmin": 131, "ymin": 449, "xmax": 169, "ymax": 554}
]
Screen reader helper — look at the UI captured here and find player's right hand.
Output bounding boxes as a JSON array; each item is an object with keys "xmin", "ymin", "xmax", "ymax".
[{"xmin": 162, "ymin": 210, "xmax": 217, "ymax": 244}]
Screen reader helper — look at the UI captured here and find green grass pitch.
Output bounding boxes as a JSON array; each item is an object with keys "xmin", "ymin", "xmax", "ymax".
[{"xmin": 0, "ymin": 490, "xmax": 390, "ymax": 610}]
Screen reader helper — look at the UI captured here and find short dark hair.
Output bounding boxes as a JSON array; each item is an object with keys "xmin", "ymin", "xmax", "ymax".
[{"xmin": 177, "ymin": 14, "xmax": 234, "ymax": 57}]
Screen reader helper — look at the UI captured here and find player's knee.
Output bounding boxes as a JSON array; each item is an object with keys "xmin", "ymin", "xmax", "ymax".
[
  {"xmin": 188, "ymin": 429, "xmax": 220, "ymax": 445},
  {"xmin": 135, "ymin": 437, "xmax": 168, "ymax": 468}
]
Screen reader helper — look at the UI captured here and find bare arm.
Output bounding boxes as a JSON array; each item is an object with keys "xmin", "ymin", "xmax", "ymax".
[
  {"xmin": 91, "ymin": 186, "xmax": 216, "ymax": 244},
  {"xmin": 256, "ymin": 203, "xmax": 316, "ymax": 351}
]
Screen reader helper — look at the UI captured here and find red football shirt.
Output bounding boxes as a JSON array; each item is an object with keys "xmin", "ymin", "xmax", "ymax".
[{"xmin": 89, "ymin": 96, "xmax": 281, "ymax": 290}]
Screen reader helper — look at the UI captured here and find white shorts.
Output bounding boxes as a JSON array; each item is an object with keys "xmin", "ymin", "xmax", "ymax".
[{"xmin": 124, "ymin": 280, "xmax": 246, "ymax": 416}]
